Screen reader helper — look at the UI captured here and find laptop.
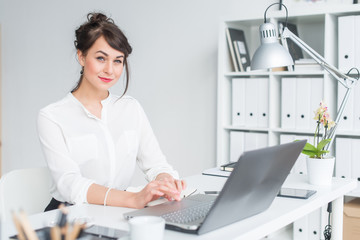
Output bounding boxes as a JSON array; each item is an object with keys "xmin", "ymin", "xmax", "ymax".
[{"xmin": 124, "ymin": 140, "xmax": 306, "ymax": 235}]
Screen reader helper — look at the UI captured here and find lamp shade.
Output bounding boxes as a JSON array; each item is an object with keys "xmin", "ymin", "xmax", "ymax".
[{"xmin": 251, "ymin": 22, "xmax": 294, "ymax": 70}]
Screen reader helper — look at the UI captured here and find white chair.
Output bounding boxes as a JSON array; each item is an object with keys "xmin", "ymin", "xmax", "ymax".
[{"xmin": 0, "ymin": 167, "xmax": 52, "ymax": 223}]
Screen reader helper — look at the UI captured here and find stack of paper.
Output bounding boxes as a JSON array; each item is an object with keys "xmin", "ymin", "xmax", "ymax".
[{"xmin": 294, "ymin": 59, "xmax": 322, "ymax": 71}]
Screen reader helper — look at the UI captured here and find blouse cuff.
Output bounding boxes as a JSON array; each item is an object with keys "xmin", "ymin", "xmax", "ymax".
[{"xmin": 70, "ymin": 178, "xmax": 96, "ymax": 204}]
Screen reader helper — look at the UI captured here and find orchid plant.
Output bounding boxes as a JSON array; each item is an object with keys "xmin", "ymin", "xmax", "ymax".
[{"xmin": 299, "ymin": 101, "xmax": 336, "ymax": 159}]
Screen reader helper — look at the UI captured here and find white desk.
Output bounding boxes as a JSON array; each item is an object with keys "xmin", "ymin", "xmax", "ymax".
[{"xmin": 3, "ymin": 174, "xmax": 357, "ymax": 240}]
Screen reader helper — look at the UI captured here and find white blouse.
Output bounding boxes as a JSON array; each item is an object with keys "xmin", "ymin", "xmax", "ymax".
[{"xmin": 37, "ymin": 93, "xmax": 178, "ymax": 204}]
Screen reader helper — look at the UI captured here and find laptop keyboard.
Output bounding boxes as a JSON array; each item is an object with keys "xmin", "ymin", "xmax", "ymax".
[{"xmin": 161, "ymin": 196, "xmax": 215, "ymax": 224}]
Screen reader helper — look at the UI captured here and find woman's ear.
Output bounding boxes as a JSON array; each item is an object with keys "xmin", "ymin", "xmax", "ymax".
[{"xmin": 77, "ymin": 50, "xmax": 85, "ymax": 66}]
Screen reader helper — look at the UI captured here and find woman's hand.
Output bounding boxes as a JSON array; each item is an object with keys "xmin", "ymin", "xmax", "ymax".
[
  {"xmin": 130, "ymin": 173, "xmax": 186, "ymax": 208},
  {"xmin": 155, "ymin": 173, "xmax": 187, "ymax": 202}
]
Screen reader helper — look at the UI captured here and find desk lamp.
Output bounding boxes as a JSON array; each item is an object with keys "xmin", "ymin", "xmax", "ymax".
[{"xmin": 251, "ymin": 3, "xmax": 359, "ymax": 152}]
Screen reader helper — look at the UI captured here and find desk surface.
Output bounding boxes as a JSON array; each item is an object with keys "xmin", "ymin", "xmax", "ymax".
[{"xmin": 3, "ymin": 174, "xmax": 357, "ymax": 240}]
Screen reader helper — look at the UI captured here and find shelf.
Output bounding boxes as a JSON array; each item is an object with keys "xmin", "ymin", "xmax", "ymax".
[
  {"xmin": 224, "ymin": 127, "xmax": 351, "ymax": 137},
  {"xmin": 335, "ymin": 131, "xmax": 360, "ymax": 138},
  {"xmin": 224, "ymin": 125, "xmax": 269, "ymax": 133},
  {"xmin": 271, "ymin": 128, "xmax": 315, "ymax": 135},
  {"xmin": 217, "ymin": 5, "xmax": 360, "ymax": 237},
  {"xmin": 345, "ymin": 184, "xmax": 360, "ymax": 198},
  {"xmin": 224, "ymin": 70, "xmax": 326, "ymax": 77},
  {"xmin": 217, "ymin": 8, "xmax": 360, "ymax": 203},
  {"xmin": 346, "ymin": 192, "xmax": 360, "ymax": 198}
]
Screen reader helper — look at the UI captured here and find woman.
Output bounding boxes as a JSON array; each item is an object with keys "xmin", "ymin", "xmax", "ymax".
[{"xmin": 38, "ymin": 12, "xmax": 186, "ymax": 211}]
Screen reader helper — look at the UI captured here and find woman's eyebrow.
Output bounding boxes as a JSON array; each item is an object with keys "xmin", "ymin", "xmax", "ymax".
[{"xmin": 96, "ymin": 50, "xmax": 124, "ymax": 58}]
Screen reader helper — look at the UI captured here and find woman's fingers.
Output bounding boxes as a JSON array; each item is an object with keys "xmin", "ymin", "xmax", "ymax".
[
  {"xmin": 174, "ymin": 179, "xmax": 185, "ymax": 194},
  {"xmin": 158, "ymin": 185, "xmax": 181, "ymax": 201},
  {"xmin": 158, "ymin": 178, "xmax": 188, "ymax": 200},
  {"xmin": 139, "ymin": 177, "xmax": 188, "ymax": 207},
  {"xmin": 156, "ymin": 176, "xmax": 185, "ymax": 194},
  {"xmin": 182, "ymin": 180, "xmax": 187, "ymax": 189},
  {"xmin": 154, "ymin": 180, "xmax": 182, "ymax": 201},
  {"xmin": 143, "ymin": 181, "xmax": 178, "ymax": 201}
]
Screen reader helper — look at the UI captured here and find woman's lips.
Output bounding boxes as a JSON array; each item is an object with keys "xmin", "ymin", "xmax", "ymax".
[{"xmin": 99, "ymin": 77, "xmax": 113, "ymax": 83}]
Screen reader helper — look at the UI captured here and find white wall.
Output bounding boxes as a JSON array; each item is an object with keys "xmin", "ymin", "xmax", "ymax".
[{"xmin": 0, "ymin": 0, "xmax": 272, "ymax": 184}]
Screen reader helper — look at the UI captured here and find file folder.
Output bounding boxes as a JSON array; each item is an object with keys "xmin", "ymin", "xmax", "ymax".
[
  {"xmin": 335, "ymin": 137, "xmax": 352, "ymax": 179},
  {"xmin": 338, "ymin": 15, "xmax": 355, "ymax": 73},
  {"xmin": 356, "ymin": 16, "xmax": 360, "ymax": 69},
  {"xmin": 280, "ymin": 134, "xmax": 309, "ymax": 174},
  {"xmin": 308, "ymin": 208, "xmax": 321, "ymax": 240},
  {"xmin": 294, "ymin": 207, "xmax": 325, "ymax": 240},
  {"xmin": 281, "ymin": 78, "xmax": 296, "ymax": 129},
  {"xmin": 230, "ymin": 131, "xmax": 244, "ymax": 162},
  {"xmin": 337, "ymin": 82, "xmax": 354, "ymax": 131},
  {"xmin": 280, "ymin": 134, "xmax": 296, "ymax": 173},
  {"xmin": 293, "ymin": 215, "xmax": 308, "ymax": 240},
  {"xmin": 293, "ymin": 135, "xmax": 309, "ymax": 175},
  {"xmin": 245, "ymin": 78, "xmax": 258, "ymax": 127},
  {"xmin": 244, "ymin": 132, "xmax": 258, "ymax": 151},
  {"xmin": 279, "ymin": 134, "xmax": 294, "ymax": 145},
  {"xmin": 232, "ymin": 78, "xmax": 246, "ymax": 126},
  {"xmin": 256, "ymin": 133, "xmax": 268, "ymax": 149},
  {"xmin": 351, "ymin": 139, "xmax": 360, "ymax": 184},
  {"xmin": 257, "ymin": 78, "xmax": 269, "ymax": 128},
  {"xmin": 295, "ymin": 78, "xmax": 311, "ymax": 130},
  {"xmin": 243, "ymin": 132, "xmax": 268, "ymax": 152},
  {"xmin": 353, "ymin": 75, "xmax": 360, "ymax": 130}
]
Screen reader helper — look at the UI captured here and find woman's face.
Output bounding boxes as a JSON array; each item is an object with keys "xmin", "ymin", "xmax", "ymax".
[{"xmin": 78, "ymin": 36, "xmax": 125, "ymax": 93}]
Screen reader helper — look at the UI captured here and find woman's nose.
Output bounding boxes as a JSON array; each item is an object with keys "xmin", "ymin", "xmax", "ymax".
[{"xmin": 104, "ymin": 62, "xmax": 113, "ymax": 74}]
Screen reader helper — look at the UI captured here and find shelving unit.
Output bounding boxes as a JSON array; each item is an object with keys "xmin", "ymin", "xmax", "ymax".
[
  {"xmin": 216, "ymin": 4, "xmax": 360, "ymax": 198},
  {"xmin": 0, "ymin": 25, "xmax": 2, "ymax": 177}
]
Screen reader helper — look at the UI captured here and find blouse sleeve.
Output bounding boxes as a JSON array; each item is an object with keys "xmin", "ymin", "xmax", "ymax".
[
  {"xmin": 134, "ymin": 101, "xmax": 179, "ymax": 181},
  {"xmin": 37, "ymin": 110, "xmax": 95, "ymax": 204}
]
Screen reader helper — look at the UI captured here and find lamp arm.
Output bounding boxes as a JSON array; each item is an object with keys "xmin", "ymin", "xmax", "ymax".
[
  {"xmin": 325, "ymin": 87, "xmax": 352, "ymax": 151},
  {"xmin": 281, "ymin": 27, "xmax": 359, "ymax": 153},
  {"xmin": 282, "ymin": 27, "xmax": 354, "ymax": 87}
]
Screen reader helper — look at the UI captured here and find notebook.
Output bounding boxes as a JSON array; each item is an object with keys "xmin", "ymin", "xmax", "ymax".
[{"xmin": 123, "ymin": 140, "xmax": 306, "ymax": 235}]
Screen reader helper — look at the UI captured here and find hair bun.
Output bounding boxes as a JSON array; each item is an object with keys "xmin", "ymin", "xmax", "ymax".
[{"xmin": 87, "ymin": 12, "xmax": 113, "ymax": 24}]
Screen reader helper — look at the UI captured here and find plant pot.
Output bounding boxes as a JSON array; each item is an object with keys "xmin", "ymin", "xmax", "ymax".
[{"xmin": 306, "ymin": 156, "xmax": 335, "ymax": 186}]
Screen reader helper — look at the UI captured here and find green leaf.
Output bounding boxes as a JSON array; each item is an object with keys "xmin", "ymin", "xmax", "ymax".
[
  {"xmin": 318, "ymin": 150, "xmax": 330, "ymax": 155},
  {"xmin": 302, "ymin": 143, "xmax": 317, "ymax": 152},
  {"xmin": 302, "ymin": 150, "xmax": 317, "ymax": 156},
  {"xmin": 317, "ymin": 139, "xmax": 331, "ymax": 151}
]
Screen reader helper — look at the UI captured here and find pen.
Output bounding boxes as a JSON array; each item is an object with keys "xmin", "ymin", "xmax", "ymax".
[
  {"xmin": 204, "ymin": 191, "xmax": 220, "ymax": 195},
  {"xmin": 183, "ymin": 189, "xmax": 197, "ymax": 198},
  {"xmin": 57, "ymin": 204, "xmax": 68, "ymax": 228}
]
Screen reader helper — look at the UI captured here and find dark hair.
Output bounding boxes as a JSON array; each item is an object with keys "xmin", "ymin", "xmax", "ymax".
[{"xmin": 72, "ymin": 12, "xmax": 133, "ymax": 96}]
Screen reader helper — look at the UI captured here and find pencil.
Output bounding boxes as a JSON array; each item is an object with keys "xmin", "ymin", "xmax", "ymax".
[
  {"xmin": 50, "ymin": 226, "xmax": 61, "ymax": 240},
  {"xmin": 18, "ymin": 210, "xmax": 39, "ymax": 240},
  {"xmin": 11, "ymin": 211, "xmax": 26, "ymax": 240},
  {"xmin": 68, "ymin": 222, "xmax": 82, "ymax": 240}
]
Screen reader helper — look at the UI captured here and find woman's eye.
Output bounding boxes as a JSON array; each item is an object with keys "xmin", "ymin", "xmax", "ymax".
[
  {"xmin": 96, "ymin": 56, "xmax": 105, "ymax": 61},
  {"xmin": 114, "ymin": 60, "xmax": 123, "ymax": 64}
]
